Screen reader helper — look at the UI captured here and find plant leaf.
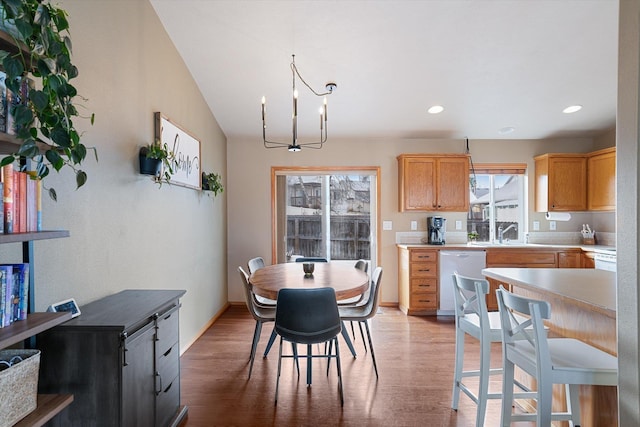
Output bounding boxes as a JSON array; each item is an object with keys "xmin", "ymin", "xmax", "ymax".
[
  {"xmin": 76, "ymin": 170, "xmax": 87, "ymax": 189},
  {"xmin": 45, "ymin": 148, "xmax": 64, "ymax": 171},
  {"xmin": 48, "ymin": 187, "xmax": 57, "ymax": 202},
  {"xmin": 0, "ymin": 156, "xmax": 15, "ymax": 167}
]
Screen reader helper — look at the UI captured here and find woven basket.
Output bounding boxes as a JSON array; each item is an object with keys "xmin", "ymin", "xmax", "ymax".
[{"xmin": 0, "ymin": 349, "xmax": 40, "ymax": 427}]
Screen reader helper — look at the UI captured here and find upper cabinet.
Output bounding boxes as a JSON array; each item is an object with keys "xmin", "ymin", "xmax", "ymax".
[
  {"xmin": 587, "ymin": 147, "xmax": 616, "ymax": 211},
  {"xmin": 398, "ymin": 154, "xmax": 469, "ymax": 212},
  {"xmin": 534, "ymin": 153, "xmax": 587, "ymax": 212},
  {"xmin": 534, "ymin": 147, "xmax": 616, "ymax": 213}
]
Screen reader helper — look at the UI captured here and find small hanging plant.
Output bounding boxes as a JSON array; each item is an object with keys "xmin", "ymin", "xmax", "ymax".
[
  {"xmin": 201, "ymin": 171, "xmax": 223, "ymax": 196},
  {"xmin": 0, "ymin": 0, "xmax": 95, "ymax": 200}
]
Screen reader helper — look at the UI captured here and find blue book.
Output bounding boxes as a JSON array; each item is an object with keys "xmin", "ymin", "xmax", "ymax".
[
  {"xmin": 0, "ymin": 265, "xmax": 13, "ymax": 327},
  {"xmin": 9, "ymin": 264, "xmax": 28, "ymax": 321},
  {"xmin": 0, "ymin": 268, "xmax": 6, "ymax": 328}
]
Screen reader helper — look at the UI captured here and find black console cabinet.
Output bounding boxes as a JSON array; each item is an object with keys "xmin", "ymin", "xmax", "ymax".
[{"xmin": 37, "ymin": 289, "xmax": 187, "ymax": 427}]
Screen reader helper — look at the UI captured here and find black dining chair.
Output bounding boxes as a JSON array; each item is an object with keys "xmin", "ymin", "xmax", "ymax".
[
  {"xmin": 294, "ymin": 257, "xmax": 328, "ymax": 262},
  {"xmin": 274, "ymin": 287, "xmax": 344, "ymax": 406}
]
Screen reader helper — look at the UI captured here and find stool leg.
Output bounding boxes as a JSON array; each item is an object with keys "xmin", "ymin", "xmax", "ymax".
[
  {"xmin": 451, "ymin": 325, "xmax": 465, "ymax": 410},
  {"xmin": 275, "ymin": 337, "xmax": 284, "ymax": 405},
  {"xmin": 500, "ymin": 357, "xmax": 515, "ymax": 427},
  {"xmin": 566, "ymin": 383, "xmax": 581, "ymax": 427},
  {"xmin": 306, "ymin": 344, "xmax": 312, "ymax": 386},
  {"xmin": 476, "ymin": 332, "xmax": 491, "ymax": 427}
]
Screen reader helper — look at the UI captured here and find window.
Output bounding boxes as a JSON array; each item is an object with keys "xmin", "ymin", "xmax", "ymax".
[
  {"xmin": 272, "ymin": 167, "xmax": 380, "ymax": 268},
  {"xmin": 468, "ymin": 164, "xmax": 527, "ymax": 243}
]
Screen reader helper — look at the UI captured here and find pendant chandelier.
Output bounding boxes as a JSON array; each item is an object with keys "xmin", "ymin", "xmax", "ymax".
[{"xmin": 261, "ymin": 55, "xmax": 336, "ymax": 151}]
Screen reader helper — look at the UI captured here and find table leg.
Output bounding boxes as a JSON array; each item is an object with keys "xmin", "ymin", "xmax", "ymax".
[{"xmin": 341, "ymin": 321, "xmax": 357, "ymax": 358}]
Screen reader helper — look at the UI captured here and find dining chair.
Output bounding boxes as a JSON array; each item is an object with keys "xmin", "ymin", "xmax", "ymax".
[
  {"xmin": 338, "ymin": 260, "xmax": 369, "ymax": 340},
  {"xmin": 496, "ymin": 286, "xmax": 618, "ymax": 426},
  {"xmin": 246, "ymin": 256, "xmax": 277, "ymax": 307},
  {"xmin": 274, "ymin": 287, "xmax": 344, "ymax": 406},
  {"xmin": 238, "ymin": 267, "xmax": 297, "ymax": 379},
  {"xmin": 294, "ymin": 257, "xmax": 328, "ymax": 262},
  {"xmin": 337, "ymin": 266, "xmax": 383, "ymax": 378}
]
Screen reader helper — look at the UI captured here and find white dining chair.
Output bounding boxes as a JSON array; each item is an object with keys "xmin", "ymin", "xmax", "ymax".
[
  {"xmin": 247, "ymin": 256, "xmax": 277, "ymax": 307},
  {"xmin": 496, "ymin": 286, "xmax": 618, "ymax": 426},
  {"xmin": 338, "ymin": 266, "xmax": 383, "ymax": 378}
]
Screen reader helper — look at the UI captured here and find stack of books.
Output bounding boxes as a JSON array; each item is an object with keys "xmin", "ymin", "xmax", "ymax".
[
  {"xmin": 0, "ymin": 263, "xmax": 29, "ymax": 327},
  {"xmin": 0, "ymin": 164, "xmax": 42, "ymax": 234}
]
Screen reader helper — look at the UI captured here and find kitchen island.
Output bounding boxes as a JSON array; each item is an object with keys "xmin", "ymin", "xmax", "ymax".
[{"xmin": 482, "ymin": 268, "xmax": 617, "ymax": 427}]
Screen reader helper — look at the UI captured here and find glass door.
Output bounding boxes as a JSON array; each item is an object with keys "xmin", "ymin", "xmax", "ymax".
[{"xmin": 273, "ymin": 168, "xmax": 379, "ymax": 269}]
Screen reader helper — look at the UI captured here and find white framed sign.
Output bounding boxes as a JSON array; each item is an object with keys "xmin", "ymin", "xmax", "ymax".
[{"xmin": 154, "ymin": 112, "xmax": 201, "ymax": 189}]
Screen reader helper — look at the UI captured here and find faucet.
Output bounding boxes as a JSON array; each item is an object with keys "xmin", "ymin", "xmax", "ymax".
[{"xmin": 498, "ymin": 224, "xmax": 517, "ymax": 244}]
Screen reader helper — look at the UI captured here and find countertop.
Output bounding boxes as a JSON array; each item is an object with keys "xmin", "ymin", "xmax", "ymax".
[
  {"xmin": 396, "ymin": 242, "xmax": 616, "ymax": 253},
  {"xmin": 482, "ymin": 267, "xmax": 616, "ymax": 317}
]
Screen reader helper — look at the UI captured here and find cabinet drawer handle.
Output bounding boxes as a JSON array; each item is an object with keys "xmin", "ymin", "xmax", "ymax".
[
  {"xmin": 418, "ymin": 284, "xmax": 432, "ymax": 288},
  {"xmin": 418, "ymin": 299, "xmax": 433, "ymax": 303},
  {"xmin": 163, "ymin": 346, "xmax": 173, "ymax": 357},
  {"xmin": 417, "ymin": 269, "xmax": 431, "ymax": 272},
  {"xmin": 155, "ymin": 371, "xmax": 162, "ymax": 396}
]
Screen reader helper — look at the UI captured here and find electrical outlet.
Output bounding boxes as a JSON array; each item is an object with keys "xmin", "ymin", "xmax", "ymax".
[
  {"xmin": 549, "ymin": 221, "xmax": 557, "ymax": 231},
  {"xmin": 533, "ymin": 221, "xmax": 540, "ymax": 231},
  {"xmin": 410, "ymin": 221, "xmax": 417, "ymax": 230},
  {"xmin": 383, "ymin": 221, "xmax": 393, "ymax": 231},
  {"xmin": 455, "ymin": 220, "xmax": 462, "ymax": 230}
]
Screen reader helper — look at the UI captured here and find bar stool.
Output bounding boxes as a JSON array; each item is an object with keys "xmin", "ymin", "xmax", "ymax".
[
  {"xmin": 496, "ymin": 286, "xmax": 618, "ymax": 426},
  {"xmin": 451, "ymin": 272, "xmax": 506, "ymax": 427}
]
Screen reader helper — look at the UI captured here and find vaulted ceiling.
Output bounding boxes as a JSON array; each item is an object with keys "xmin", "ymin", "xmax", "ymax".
[{"xmin": 150, "ymin": 0, "xmax": 618, "ymax": 143}]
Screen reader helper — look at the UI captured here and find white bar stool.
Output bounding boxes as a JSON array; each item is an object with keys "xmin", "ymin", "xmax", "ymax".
[
  {"xmin": 496, "ymin": 286, "xmax": 618, "ymax": 426},
  {"xmin": 451, "ymin": 272, "xmax": 508, "ymax": 427}
]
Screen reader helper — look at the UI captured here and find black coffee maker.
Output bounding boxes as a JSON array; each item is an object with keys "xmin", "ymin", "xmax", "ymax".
[{"xmin": 427, "ymin": 216, "xmax": 446, "ymax": 245}]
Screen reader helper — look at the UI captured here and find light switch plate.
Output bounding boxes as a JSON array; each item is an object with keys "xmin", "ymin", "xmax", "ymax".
[
  {"xmin": 533, "ymin": 221, "xmax": 540, "ymax": 231},
  {"xmin": 383, "ymin": 221, "xmax": 393, "ymax": 231},
  {"xmin": 549, "ymin": 220, "xmax": 557, "ymax": 231},
  {"xmin": 455, "ymin": 220, "xmax": 462, "ymax": 230},
  {"xmin": 410, "ymin": 221, "xmax": 417, "ymax": 230}
]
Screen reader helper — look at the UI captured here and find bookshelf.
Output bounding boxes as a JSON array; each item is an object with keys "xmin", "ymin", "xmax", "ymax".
[{"xmin": 0, "ymin": 232, "xmax": 73, "ymax": 425}]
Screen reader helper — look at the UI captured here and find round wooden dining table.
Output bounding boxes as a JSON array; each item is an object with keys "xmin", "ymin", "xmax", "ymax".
[
  {"xmin": 249, "ymin": 260, "xmax": 369, "ymax": 301},
  {"xmin": 249, "ymin": 260, "xmax": 370, "ymax": 359}
]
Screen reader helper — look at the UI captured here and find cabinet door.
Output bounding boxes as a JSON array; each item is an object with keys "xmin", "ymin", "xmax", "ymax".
[
  {"xmin": 399, "ymin": 157, "xmax": 436, "ymax": 211},
  {"xmin": 548, "ymin": 156, "xmax": 587, "ymax": 211},
  {"xmin": 436, "ymin": 157, "xmax": 469, "ymax": 211},
  {"xmin": 558, "ymin": 251, "xmax": 581, "ymax": 268},
  {"xmin": 155, "ymin": 305, "xmax": 181, "ymax": 427},
  {"xmin": 588, "ymin": 148, "xmax": 616, "ymax": 211},
  {"xmin": 122, "ymin": 322, "xmax": 156, "ymax": 427}
]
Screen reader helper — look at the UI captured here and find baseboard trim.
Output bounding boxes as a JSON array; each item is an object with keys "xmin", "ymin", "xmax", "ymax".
[{"xmin": 180, "ymin": 302, "xmax": 230, "ymax": 355}]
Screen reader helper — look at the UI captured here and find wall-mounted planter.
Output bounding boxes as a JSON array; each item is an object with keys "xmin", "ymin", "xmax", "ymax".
[{"xmin": 139, "ymin": 147, "xmax": 161, "ymax": 176}]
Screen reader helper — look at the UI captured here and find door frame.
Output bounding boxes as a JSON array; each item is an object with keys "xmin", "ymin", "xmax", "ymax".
[{"xmin": 271, "ymin": 166, "xmax": 381, "ymax": 267}]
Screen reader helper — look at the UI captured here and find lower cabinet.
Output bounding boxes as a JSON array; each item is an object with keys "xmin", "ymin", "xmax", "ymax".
[
  {"xmin": 37, "ymin": 290, "xmax": 187, "ymax": 427},
  {"xmin": 398, "ymin": 247, "xmax": 439, "ymax": 315}
]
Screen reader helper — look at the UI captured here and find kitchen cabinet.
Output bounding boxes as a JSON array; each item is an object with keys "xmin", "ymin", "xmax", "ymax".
[
  {"xmin": 587, "ymin": 147, "xmax": 616, "ymax": 211},
  {"xmin": 397, "ymin": 154, "xmax": 469, "ymax": 212},
  {"xmin": 398, "ymin": 247, "xmax": 438, "ymax": 315},
  {"xmin": 534, "ymin": 153, "xmax": 587, "ymax": 212},
  {"xmin": 37, "ymin": 290, "xmax": 187, "ymax": 427},
  {"xmin": 582, "ymin": 251, "xmax": 596, "ymax": 268}
]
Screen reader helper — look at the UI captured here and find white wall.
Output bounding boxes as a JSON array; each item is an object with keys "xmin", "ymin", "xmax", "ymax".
[
  {"xmin": 0, "ymin": 0, "xmax": 228, "ymax": 352},
  {"xmin": 227, "ymin": 135, "xmax": 611, "ymax": 305}
]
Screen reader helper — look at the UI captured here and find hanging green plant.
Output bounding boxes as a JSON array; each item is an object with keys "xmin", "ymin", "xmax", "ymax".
[
  {"xmin": 0, "ymin": 0, "xmax": 95, "ymax": 200},
  {"xmin": 201, "ymin": 171, "xmax": 223, "ymax": 196}
]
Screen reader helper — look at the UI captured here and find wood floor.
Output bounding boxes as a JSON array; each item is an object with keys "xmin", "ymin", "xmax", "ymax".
[{"xmin": 178, "ymin": 304, "xmax": 532, "ymax": 427}]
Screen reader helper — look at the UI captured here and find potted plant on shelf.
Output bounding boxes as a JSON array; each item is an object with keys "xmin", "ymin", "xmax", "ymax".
[
  {"xmin": 139, "ymin": 141, "xmax": 175, "ymax": 184},
  {"xmin": 467, "ymin": 231, "xmax": 479, "ymax": 242},
  {"xmin": 0, "ymin": 0, "xmax": 95, "ymax": 201},
  {"xmin": 201, "ymin": 171, "xmax": 223, "ymax": 196}
]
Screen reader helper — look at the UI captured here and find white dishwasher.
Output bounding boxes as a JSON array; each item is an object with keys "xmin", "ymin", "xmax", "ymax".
[{"xmin": 438, "ymin": 250, "xmax": 487, "ymax": 315}]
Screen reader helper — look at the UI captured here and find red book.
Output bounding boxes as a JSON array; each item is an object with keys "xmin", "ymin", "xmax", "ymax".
[{"xmin": 2, "ymin": 164, "xmax": 13, "ymax": 233}]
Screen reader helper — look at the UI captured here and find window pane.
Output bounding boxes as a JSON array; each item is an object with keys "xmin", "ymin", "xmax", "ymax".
[{"xmin": 469, "ymin": 173, "xmax": 524, "ymax": 243}]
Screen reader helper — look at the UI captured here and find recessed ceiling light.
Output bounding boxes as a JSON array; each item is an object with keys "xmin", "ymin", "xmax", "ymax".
[
  {"xmin": 428, "ymin": 105, "xmax": 444, "ymax": 114},
  {"xmin": 563, "ymin": 105, "xmax": 582, "ymax": 114},
  {"xmin": 498, "ymin": 126, "xmax": 515, "ymax": 135}
]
